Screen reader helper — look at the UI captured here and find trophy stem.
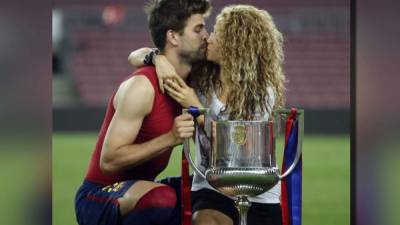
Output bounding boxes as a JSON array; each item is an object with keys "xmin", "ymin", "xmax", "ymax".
[{"xmin": 235, "ymin": 195, "xmax": 252, "ymax": 225}]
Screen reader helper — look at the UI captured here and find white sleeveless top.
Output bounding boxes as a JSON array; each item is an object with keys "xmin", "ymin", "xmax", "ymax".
[{"xmin": 191, "ymin": 87, "xmax": 281, "ymax": 204}]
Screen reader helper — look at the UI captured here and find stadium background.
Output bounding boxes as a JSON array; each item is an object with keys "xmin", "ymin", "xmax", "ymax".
[{"xmin": 52, "ymin": 0, "xmax": 350, "ymax": 224}]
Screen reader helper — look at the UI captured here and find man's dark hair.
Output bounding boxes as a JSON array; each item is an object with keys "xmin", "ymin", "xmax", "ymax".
[{"xmin": 145, "ymin": 0, "xmax": 211, "ymax": 52}]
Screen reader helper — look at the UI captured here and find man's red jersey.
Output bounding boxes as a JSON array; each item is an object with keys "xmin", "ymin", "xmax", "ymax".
[{"xmin": 84, "ymin": 66, "xmax": 181, "ymax": 185}]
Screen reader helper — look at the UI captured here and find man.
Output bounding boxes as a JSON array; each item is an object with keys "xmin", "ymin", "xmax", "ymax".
[
  {"xmin": 128, "ymin": 4, "xmax": 286, "ymax": 225},
  {"xmin": 74, "ymin": 1, "xmax": 211, "ymax": 225}
]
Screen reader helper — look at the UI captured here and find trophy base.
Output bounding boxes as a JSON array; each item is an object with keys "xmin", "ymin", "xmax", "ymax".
[{"xmin": 205, "ymin": 167, "xmax": 279, "ymax": 197}]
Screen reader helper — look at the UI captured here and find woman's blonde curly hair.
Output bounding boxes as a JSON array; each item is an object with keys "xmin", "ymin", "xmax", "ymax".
[{"xmin": 191, "ymin": 5, "xmax": 286, "ymax": 120}]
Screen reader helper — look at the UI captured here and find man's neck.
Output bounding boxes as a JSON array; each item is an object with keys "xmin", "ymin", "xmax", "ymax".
[{"xmin": 164, "ymin": 50, "xmax": 192, "ymax": 80}]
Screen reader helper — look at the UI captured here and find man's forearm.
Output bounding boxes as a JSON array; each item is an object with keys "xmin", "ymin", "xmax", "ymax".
[{"xmin": 100, "ymin": 131, "xmax": 177, "ymax": 174}]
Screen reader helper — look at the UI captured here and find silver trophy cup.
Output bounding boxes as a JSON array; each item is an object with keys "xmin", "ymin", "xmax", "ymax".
[{"xmin": 183, "ymin": 109, "xmax": 303, "ymax": 225}]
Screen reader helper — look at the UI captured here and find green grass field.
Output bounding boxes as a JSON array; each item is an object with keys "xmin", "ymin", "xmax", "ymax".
[{"xmin": 53, "ymin": 132, "xmax": 350, "ymax": 225}]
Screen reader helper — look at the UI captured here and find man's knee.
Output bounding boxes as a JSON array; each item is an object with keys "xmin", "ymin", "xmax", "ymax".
[
  {"xmin": 119, "ymin": 181, "xmax": 176, "ymax": 214},
  {"xmin": 135, "ymin": 185, "xmax": 177, "ymax": 210},
  {"xmin": 120, "ymin": 185, "xmax": 178, "ymax": 225}
]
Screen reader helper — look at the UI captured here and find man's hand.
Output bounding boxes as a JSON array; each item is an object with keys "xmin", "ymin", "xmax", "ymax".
[{"xmin": 168, "ymin": 114, "xmax": 195, "ymax": 146}]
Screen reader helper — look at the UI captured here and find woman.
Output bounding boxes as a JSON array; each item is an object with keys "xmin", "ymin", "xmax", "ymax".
[{"xmin": 130, "ymin": 5, "xmax": 285, "ymax": 225}]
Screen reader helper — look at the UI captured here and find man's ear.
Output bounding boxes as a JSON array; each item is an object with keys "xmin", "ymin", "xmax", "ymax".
[{"xmin": 166, "ymin": 30, "xmax": 179, "ymax": 46}]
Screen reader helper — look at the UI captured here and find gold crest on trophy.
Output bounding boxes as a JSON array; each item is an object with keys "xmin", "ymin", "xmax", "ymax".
[{"xmin": 231, "ymin": 125, "xmax": 247, "ymax": 145}]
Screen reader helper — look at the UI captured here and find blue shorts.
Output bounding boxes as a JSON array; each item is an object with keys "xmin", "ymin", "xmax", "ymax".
[{"xmin": 75, "ymin": 177, "xmax": 182, "ymax": 225}]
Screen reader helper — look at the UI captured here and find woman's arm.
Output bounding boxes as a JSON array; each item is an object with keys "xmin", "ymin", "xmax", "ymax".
[
  {"xmin": 127, "ymin": 47, "xmax": 204, "ymax": 126},
  {"xmin": 128, "ymin": 48, "xmax": 180, "ymax": 93},
  {"xmin": 127, "ymin": 47, "xmax": 153, "ymax": 67}
]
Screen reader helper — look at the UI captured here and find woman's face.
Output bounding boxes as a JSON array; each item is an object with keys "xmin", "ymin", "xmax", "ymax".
[{"xmin": 206, "ymin": 26, "xmax": 222, "ymax": 64}]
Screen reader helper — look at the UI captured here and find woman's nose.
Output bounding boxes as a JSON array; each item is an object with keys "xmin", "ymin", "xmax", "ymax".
[
  {"xmin": 207, "ymin": 33, "xmax": 213, "ymax": 43},
  {"xmin": 204, "ymin": 30, "xmax": 209, "ymax": 39},
  {"xmin": 208, "ymin": 32, "xmax": 215, "ymax": 42}
]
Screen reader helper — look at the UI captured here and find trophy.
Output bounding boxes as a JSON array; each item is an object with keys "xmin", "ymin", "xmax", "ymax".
[{"xmin": 183, "ymin": 108, "xmax": 303, "ymax": 225}]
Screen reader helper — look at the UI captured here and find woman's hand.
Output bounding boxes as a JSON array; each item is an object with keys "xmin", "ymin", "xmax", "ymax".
[
  {"xmin": 154, "ymin": 55, "xmax": 180, "ymax": 93},
  {"xmin": 164, "ymin": 76, "xmax": 202, "ymax": 109}
]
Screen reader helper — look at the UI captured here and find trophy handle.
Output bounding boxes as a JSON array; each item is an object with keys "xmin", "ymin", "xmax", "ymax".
[
  {"xmin": 182, "ymin": 107, "xmax": 209, "ymax": 180},
  {"xmin": 183, "ymin": 138, "xmax": 206, "ymax": 179},
  {"xmin": 278, "ymin": 109, "xmax": 304, "ymax": 180}
]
